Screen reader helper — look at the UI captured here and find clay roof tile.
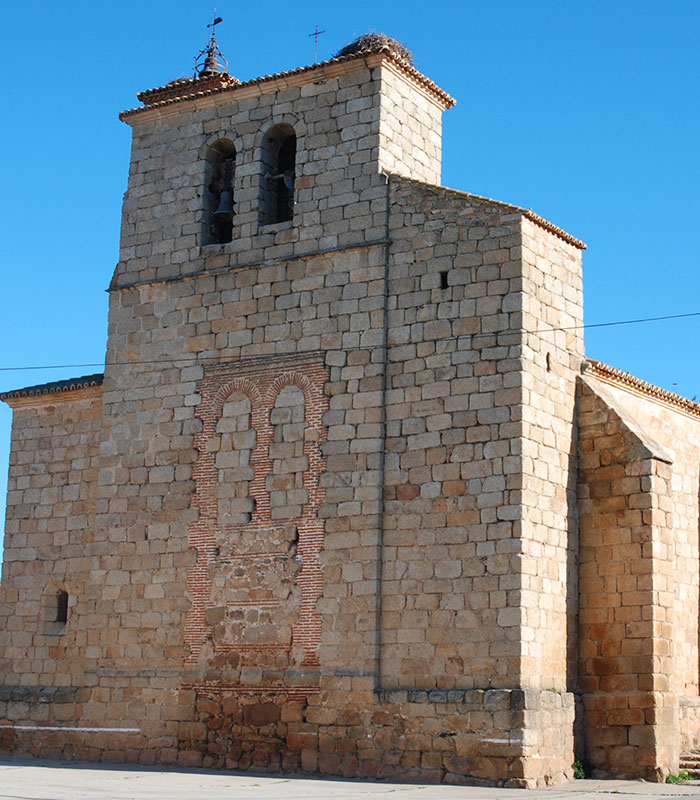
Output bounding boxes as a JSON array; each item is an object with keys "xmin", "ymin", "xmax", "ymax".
[
  {"xmin": 0, "ymin": 373, "xmax": 104, "ymax": 403},
  {"xmin": 585, "ymin": 360, "xmax": 700, "ymax": 418},
  {"xmin": 120, "ymin": 47, "xmax": 455, "ymax": 120}
]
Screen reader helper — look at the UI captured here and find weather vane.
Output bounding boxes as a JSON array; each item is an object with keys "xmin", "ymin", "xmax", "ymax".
[
  {"xmin": 208, "ymin": 12, "xmax": 223, "ymax": 44},
  {"xmin": 308, "ymin": 25, "xmax": 325, "ymax": 64},
  {"xmin": 194, "ymin": 11, "xmax": 228, "ymax": 77}
]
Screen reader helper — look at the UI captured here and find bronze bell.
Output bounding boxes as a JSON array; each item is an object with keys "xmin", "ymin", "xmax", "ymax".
[
  {"xmin": 213, "ymin": 189, "xmax": 233, "ymax": 220},
  {"xmin": 199, "ymin": 47, "xmax": 223, "ymax": 77}
]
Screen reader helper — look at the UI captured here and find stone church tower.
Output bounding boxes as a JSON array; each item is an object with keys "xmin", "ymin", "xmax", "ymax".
[{"xmin": 2, "ymin": 33, "xmax": 700, "ymax": 787}]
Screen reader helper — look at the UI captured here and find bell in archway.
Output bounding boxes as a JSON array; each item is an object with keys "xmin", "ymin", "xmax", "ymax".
[
  {"xmin": 212, "ymin": 190, "xmax": 234, "ymax": 243},
  {"xmin": 214, "ymin": 189, "xmax": 233, "ymax": 220}
]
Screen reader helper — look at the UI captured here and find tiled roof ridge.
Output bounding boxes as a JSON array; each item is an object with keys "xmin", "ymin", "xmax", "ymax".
[
  {"xmin": 140, "ymin": 76, "xmax": 194, "ymax": 95},
  {"xmin": 136, "ymin": 72, "xmax": 241, "ymax": 104},
  {"xmin": 388, "ymin": 175, "xmax": 587, "ymax": 250},
  {"xmin": 0, "ymin": 373, "xmax": 104, "ymax": 402},
  {"xmin": 138, "ymin": 75, "xmax": 226, "ymax": 99},
  {"xmin": 585, "ymin": 359, "xmax": 700, "ymax": 418},
  {"xmin": 120, "ymin": 46, "xmax": 456, "ymax": 120}
]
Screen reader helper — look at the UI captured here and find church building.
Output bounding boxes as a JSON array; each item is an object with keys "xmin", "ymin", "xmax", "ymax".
[{"xmin": 1, "ymin": 32, "xmax": 700, "ymax": 787}]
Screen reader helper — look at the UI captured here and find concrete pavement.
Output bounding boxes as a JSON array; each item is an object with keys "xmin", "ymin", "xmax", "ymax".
[{"xmin": 2, "ymin": 757, "xmax": 700, "ymax": 800}]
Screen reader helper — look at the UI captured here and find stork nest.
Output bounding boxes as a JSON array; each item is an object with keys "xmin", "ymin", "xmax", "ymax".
[{"xmin": 335, "ymin": 33, "xmax": 413, "ymax": 65}]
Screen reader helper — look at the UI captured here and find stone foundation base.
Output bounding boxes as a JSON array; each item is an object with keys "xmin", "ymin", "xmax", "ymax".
[
  {"xmin": 0, "ymin": 685, "xmax": 576, "ymax": 787},
  {"xmin": 680, "ymin": 697, "xmax": 700, "ymax": 753}
]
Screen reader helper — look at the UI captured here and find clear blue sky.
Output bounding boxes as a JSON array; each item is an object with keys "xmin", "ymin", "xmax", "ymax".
[{"xmin": 1, "ymin": 0, "xmax": 699, "ymax": 532}]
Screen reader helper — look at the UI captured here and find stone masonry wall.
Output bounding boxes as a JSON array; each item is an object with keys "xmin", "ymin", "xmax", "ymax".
[
  {"xmin": 0, "ymin": 387, "xmax": 101, "ymax": 712},
  {"xmin": 578, "ymin": 374, "xmax": 693, "ymax": 778},
  {"xmin": 518, "ymin": 218, "xmax": 583, "ymax": 696},
  {"xmin": 578, "ymin": 370, "xmax": 700, "ymax": 762},
  {"xmin": 377, "ymin": 180, "xmax": 580, "ymax": 782},
  {"xmin": 586, "ymin": 379, "xmax": 700, "ymax": 699},
  {"xmin": 378, "ymin": 64, "xmax": 443, "ymax": 185},
  {"xmin": 681, "ymin": 698, "xmax": 700, "ymax": 752},
  {"xmin": 380, "ymin": 181, "xmax": 525, "ymax": 691}
]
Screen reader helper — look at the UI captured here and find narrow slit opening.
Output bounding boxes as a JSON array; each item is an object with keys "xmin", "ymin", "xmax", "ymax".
[{"xmin": 56, "ymin": 590, "xmax": 68, "ymax": 624}]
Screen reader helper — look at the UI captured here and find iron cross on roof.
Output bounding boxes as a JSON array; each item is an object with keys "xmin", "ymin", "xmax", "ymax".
[{"xmin": 308, "ymin": 25, "xmax": 325, "ymax": 64}]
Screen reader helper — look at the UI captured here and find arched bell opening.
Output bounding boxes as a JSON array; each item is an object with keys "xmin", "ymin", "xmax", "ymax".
[
  {"xmin": 260, "ymin": 124, "xmax": 297, "ymax": 226},
  {"xmin": 205, "ymin": 139, "xmax": 237, "ymax": 244}
]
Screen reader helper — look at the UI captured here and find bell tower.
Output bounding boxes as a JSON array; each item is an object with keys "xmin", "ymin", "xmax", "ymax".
[{"xmin": 113, "ymin": 32, "xmax": 455, "ymax": 289}]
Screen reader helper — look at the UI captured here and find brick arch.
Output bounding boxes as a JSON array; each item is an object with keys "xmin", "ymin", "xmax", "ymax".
[
  {"xmin": 265, "ymin": 380, "xmax": 309, "ymax": 522},
  {"xmin": 186, "ymin": 377, "xmax": 264, "ymax": 662},
  {"xmin": 264, "ymin": 372, "xmax": 328, "ymax": 444},
  {"xmin": 267, "ymin": 371, "xmax": 328, "ymax": 441},
  {"xmin": 265, "ymin": 371, "xmax": 314, "ymax": 409},
  {"xmin": 213, "ymin": 389, "xmax": 258, "ymax": 528},
  {"xmin": 194, "ymin": 377, "xmax": 262, "ymax": 516},
  {"xmin": 211, "ymin": 377, "xmax": 261, "ymax": 417},
  {"xmin": 264, "ymin": 371, "xmax": 328, "ymax": 667},
  {"xmin": 209, "ymin": 378, "xmax": 270, "ymax": 526}
]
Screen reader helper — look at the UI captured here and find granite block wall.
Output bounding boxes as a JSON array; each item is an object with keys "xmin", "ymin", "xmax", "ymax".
[
  {"xmin": 578, "ymin": 370, "xmax": 700, "ymax": 778},
  {"xmin": 0, "ymin": 386, "xmax": 102, "ymax": 689}
]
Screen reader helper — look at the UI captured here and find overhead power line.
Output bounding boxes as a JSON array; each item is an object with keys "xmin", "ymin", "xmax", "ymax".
[
  {"xmin": 580, "ymin": 311, "xmax": 700, "ymax": 330},
  {"xmin": 0, "ymin": 310, "xmax": 698, "ymax": 373}
]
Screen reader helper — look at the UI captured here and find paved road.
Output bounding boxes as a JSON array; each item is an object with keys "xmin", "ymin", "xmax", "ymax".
[{"xmin": 2, "ymin": 757, "xmax": 700, "ymax": 800}]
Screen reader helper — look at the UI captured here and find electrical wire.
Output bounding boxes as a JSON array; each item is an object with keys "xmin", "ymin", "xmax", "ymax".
[{"xmin": 0, "ymin": 310, "xmax": 698, "ymax": 373}]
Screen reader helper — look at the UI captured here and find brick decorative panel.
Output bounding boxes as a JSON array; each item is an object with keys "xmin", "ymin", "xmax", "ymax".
[{"xmin": 184, "ymin": 353, "xmax": 328, "ymax": 696}]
